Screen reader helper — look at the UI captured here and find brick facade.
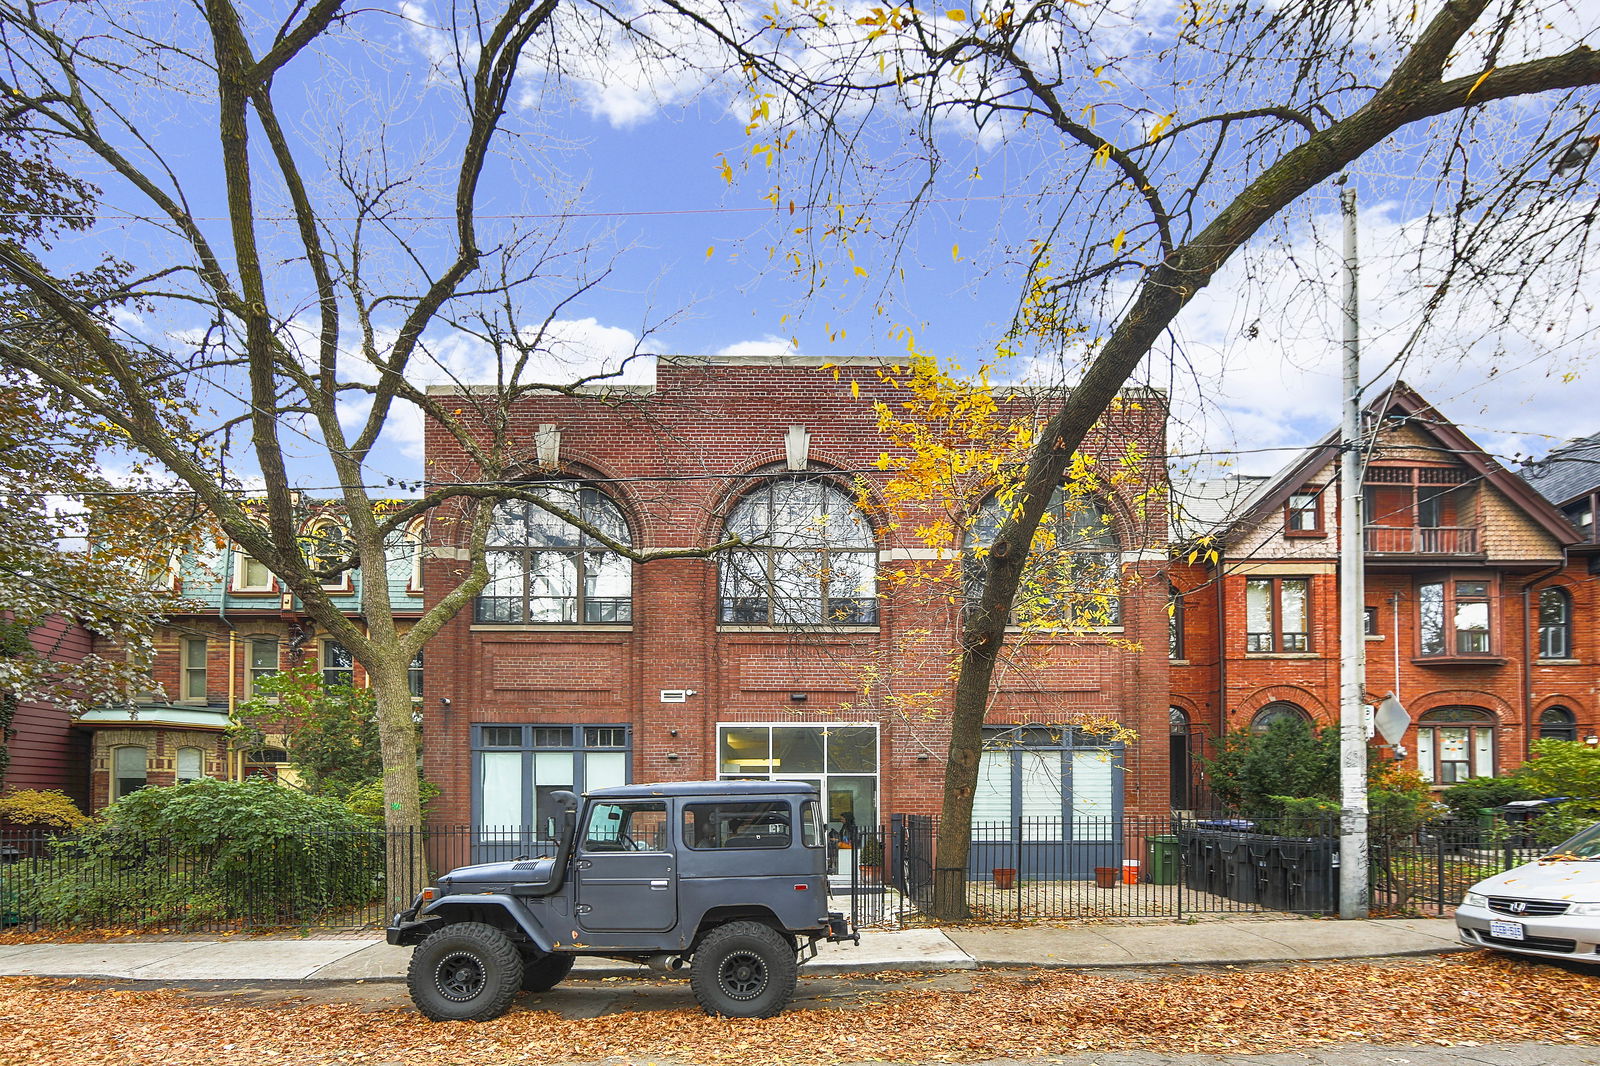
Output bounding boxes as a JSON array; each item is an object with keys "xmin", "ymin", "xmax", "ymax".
[
  {"xmin": 420, "ymin": 356, "xmax": 1173, "ymax": 831},
  {"xmin": 1170, "ymin": 384, "xmax": 1599, "ymax": 791}
]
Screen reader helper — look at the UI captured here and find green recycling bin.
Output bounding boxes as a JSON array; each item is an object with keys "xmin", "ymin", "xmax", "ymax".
[{"xmin": 1146, "ymin": 834, "xmax": 1180, "ymax": 885}]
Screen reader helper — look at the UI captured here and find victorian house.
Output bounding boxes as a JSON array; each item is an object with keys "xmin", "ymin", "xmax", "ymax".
[{"xmin": 1169, "ymin": 382, "xmax": 1598, "ymax": 794}]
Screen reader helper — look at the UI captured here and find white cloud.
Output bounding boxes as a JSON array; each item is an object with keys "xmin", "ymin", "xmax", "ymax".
[
  {"xmin": 714, "ymin": 336, "xmax": 802, "ymax": 359},
  {"xmin": 1158, "ymin": 195, "xmax": 1600, "ymax": 478}
]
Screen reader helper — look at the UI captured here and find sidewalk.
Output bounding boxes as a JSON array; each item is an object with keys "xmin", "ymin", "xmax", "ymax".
[{"xmin": 0, "ymin": 917, "xmax": 1464, "ymax": 983}]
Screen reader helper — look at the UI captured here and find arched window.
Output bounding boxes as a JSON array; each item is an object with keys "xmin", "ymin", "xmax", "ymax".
[
  {"xmin": 477, "ymin": 482, "xmax": 632, "ymax": 624},
  {"xmin": 113, "ymin": 745, "xmax": 148, "ymax": 800},
  {"xmin": 1170, "ymin": 707, "xmax": 1194, "ymax": 810},
  {"xmin": 968, "ymin": 489, "xmax": 1121, "ymax": 626},
  {"xmin": 304, "ymin": 519, "xmax": 352, "ymax": 590},
  {"xmin": 1417, "ymin": 707, "xmax": 1496, "ymax": 784},
  {"xmin": 1538, "ymin": 587, "xmax": 1572, "ymax": 659},
  {"xmin": 719, "ymin": 479, "xmax": 877, "ymax": 625},
  {"xmin": 1249, "ymin": 701, "xmax": 1311, "ymax": 735},
  {"xmin": 1539, "ymin": 706, "xmax": 1578, "ymax": 743}
]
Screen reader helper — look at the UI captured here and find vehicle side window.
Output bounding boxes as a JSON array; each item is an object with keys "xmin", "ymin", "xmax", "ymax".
[
  {"xmin": 582, "ymin": 801, "xmax": 668, "ymax": 852},
  {"xmin": 683, "ymin": 801, "xmax": 792, "ymax": 850},
  {"xmin": 800, "ymin": 799, "xmax": 823, "ymax": 848}
]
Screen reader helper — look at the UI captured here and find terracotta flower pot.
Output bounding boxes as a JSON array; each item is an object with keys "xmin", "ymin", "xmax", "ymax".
[
  {"xmin": 992, "ymin": 867, "xmax": 1017, "ymax": 890},
  {"xmin": 1094, "ymin": 866, "xmax": 1119, "ymax": 889}
]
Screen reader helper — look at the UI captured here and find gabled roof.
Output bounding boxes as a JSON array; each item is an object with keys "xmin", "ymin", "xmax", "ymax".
[
  {"xmin": 1190, "ymin": 382, "xmax": 1583, "ymax": 548},
  {"xmin": 1521, "ymin": 431, "xmax": 1600, "ymax": 508}
]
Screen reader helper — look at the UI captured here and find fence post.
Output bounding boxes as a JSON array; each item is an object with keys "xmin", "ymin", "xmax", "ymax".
[{"xmin": 1013, "ymin": 818, "xmax": 1023, "ymax": 918}]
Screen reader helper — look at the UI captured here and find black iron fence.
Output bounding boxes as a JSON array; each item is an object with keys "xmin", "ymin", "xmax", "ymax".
[{"xmin": 1, "ymin": 813, "xmax": 1554, "ymax": 934}]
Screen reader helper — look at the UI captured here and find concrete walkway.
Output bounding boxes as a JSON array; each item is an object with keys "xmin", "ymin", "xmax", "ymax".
[{"xmin": 0, "ymin": 917, "xmax": 1464, "ymax": 983}]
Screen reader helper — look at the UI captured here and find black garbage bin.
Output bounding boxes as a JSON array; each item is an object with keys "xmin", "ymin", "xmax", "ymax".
[{"xmin": 1493, "ymin": 797, "xmax": 1569, "ymax": 848}]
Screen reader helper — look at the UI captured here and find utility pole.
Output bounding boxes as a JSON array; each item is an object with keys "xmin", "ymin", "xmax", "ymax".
[{"xmin": 1337, "ymin": 181, "xmax": 1370, "ymax": 919}]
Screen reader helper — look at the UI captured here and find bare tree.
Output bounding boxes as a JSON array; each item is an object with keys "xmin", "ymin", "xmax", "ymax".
[
  {"xmin": 0, "ymin": 0, "xmax": 745, "ymax": 895},
  {"xmin": 699, "ymin": 0, "xmax": 1600, "ymax": 917}
]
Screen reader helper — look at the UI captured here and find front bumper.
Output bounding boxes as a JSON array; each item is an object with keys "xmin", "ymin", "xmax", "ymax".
[{"xmin": 1455, "ymin": 903, "xmax": 1600, "ymax": 963}]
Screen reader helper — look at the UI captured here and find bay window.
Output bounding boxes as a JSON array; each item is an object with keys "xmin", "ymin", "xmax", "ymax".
[{"xmin": 1418, "ymin": 576, "xmax": 1494, "ymax": 657}]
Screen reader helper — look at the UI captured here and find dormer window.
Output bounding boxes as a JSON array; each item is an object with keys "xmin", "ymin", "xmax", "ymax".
[
  {"xmin": 305, "ymin": 520, "xmax": 352, "ymax": 592},
  {"xmin": 1284, "ymin": 490, "xmax": 1324, "ymax": 536},
  {"xmin": 232, "ymin": 550, "xmax": 275, "ymax": 592}
]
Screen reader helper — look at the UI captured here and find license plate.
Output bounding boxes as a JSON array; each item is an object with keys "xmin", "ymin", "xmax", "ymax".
[{"xmin": 1489, "ymin": 919, "xmax": 1525, "ymax": 941}]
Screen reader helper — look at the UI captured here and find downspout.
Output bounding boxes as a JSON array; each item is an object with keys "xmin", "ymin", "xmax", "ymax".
[
  {"xmin": 1389, "ymin": 592, "xmax": 1401, "ymax": 699},
  {"xmin": 219, "ymin": 546, "xmax": 238, "ymax": 782},
  {"xmin": 1214, "ymin": 548, "xmax": 1228, "ymax": 741},
  {"xmin": 1521, "ymin": 555, "xmax": 1566, "ymax": 766}
]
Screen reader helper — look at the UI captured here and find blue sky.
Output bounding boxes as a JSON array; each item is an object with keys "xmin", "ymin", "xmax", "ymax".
[{"xmin": 46, "ymin": 1, "xmax": 1600, "ymax": 494}]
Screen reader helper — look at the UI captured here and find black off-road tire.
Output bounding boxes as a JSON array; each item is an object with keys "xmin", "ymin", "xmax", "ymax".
[
  {"xmin": 688, "ymin": 920, "xmax": 797, "ymax": 1019},
  {"xmin": 407, "ymin": 921, "xmax": 524, "ymax": 1022},
  {"xmin": 519, "ymin": 950, "xmax": 575, "ymax": 993}
]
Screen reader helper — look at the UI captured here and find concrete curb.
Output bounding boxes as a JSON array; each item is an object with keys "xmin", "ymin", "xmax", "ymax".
[{"xmin": 0, "ymin": 918, "xmax": 1467, "ymax": 984}]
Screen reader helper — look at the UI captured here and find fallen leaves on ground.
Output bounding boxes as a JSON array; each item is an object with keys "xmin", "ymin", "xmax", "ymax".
[{"xmin": 0, "ymin": 952, "xmax": 1595, "ymax": 1066}]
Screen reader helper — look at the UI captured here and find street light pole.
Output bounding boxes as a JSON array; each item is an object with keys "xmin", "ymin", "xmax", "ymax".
[{"xmin": 1337, "ymin": 181, "xmax": 1370, "ymax": 919}]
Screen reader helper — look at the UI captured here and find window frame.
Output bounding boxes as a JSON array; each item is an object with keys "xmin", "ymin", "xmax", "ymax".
[
  {"xmin": 322, "ymin": 640, "xmax": 354, "ymax": 687},
  {"xmin": 1244, "ymin": 576, "xmax": 1312, "ymax": 654},
  {"xmin": 304, "ymin": 519, "xmax": 353, "ymax": 592},
  {"xmin": 180, "ymin": 636, "xmax": 208, "ymax": 703},
  {"xmin": 971, "ymin": 726, "xmax": 1124, "ymax": 843},
  {"xmin": 470, "ymin": 723, "xmax": 632, "ymax": 854},
  {"xmin": 247, "ymin": 637, "xmax": 279, "ymax": 698},
  {"xmin": 966, "ymin": 488, "xmax": 1122, "ymax": 629},
  {"xmin": 1416, "ymin": 707, "xmax": 1496, "ymax": 784},
  {"xmin": 1538, "ymin": 587, "xmax": 1573, "ymax": 660},
  {"xmin": 1417, "ymin": 573, "xmax": 1497, "ymax": 658},
  {"xmin": 475, "ymin": 481, "xmax": 634, "ymax": 626},
  {"xmin": 112, "ymin": 745, "xmax": 148, "ymax": 800},
  {"xmin": 1538, "ymin": 706, "xmax": 1578, "ymax": 743},
  {"xmin": 718, "ymin": 477, "xmax": 879, "ymax": 627},
  {"xmin": 1249, "ymin": 701, "xmax": 1312, "ymax": 735},
  {"xmin": 231, "ymin": 549, "xmax": 275, "ymax": 593},
  {"xmin": 1283, "ymin": 488, "xmax": 1325, "ymax": 536},
  {"xmin": 175, "ymin": 745, "xmax": 206, "ymax": 783}
]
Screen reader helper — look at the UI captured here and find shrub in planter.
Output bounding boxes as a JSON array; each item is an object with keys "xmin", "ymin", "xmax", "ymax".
[{"xmin": 858, "ymin": 836, "xmax": 883, "ymax": 867}]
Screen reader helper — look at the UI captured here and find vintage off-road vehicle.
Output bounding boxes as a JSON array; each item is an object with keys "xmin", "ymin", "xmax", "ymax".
[{"xmin": 387, "ymin": 780, "xmax": 858, "ymax": 1021}]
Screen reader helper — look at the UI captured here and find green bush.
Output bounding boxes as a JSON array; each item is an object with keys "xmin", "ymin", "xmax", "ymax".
[
  {"xmin": 1203, "ymin": 718, "xmax": 1340, "ymax": 821},
  {"xmin": 1438, "ymin": 776, "xmax": 1536, "ymax": 819},
  {"xmin": 0, "ymin": 789, "xmax": 89, "ymax": 830},
  {"xmin": 1205, "ymin": 720, "xmax": 1441, "ymax": 837},
  {"xmin": 1509, "ymin": 739, "xmax": 1600, "ymax": 845},
  {"xmin": 9, "ymin": 778, "xmax": 386, "ymax": 928}
]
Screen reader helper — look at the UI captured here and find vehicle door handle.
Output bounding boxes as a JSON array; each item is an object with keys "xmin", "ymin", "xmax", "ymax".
[{"xmin": 649, "ymin": 880, "xmax": 670, "ymax": 890}]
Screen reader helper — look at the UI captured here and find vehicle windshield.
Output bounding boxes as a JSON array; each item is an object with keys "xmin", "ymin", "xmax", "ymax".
[{"xmin": 1543, "ymin": 821, "xmax": 1600, "ymax": 861}]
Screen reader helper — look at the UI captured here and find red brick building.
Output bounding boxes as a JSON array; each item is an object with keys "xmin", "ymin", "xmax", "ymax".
[
  {"xmin": 419, "ymin": 355, "xmax": 1173, "ymax": 858},
  {"xmin": 74, "ymin": 508, "xmax": 424, "ymax": 812},
  {"xmin": 1169, "ymin": 383, "xmax": 1599, "ymax": 797}
]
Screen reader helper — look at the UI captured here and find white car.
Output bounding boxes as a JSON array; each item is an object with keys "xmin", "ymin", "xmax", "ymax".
[{"xmin": 1455, "ymin": 820, "xmax": 1600, "ymax": 964}]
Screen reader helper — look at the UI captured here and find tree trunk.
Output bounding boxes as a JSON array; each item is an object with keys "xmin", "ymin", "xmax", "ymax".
[{"xmin": 370, "ymin": 655, "xmax": 428, "ymax": 909}]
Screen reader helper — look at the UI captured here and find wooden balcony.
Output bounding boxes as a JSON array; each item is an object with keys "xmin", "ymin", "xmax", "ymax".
[{"xmin": 1363, "ymin": 525, "xmax": 1479, "ymax": 555}]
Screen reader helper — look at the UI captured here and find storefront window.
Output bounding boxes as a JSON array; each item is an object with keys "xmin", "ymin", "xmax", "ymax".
[
  {"xmin": 716, "ymin": 723, "xmax": 878, "ymax": 832},
  {"xmin": 472, "ymin": 724, "xmax": 630, "ymax": 856}
]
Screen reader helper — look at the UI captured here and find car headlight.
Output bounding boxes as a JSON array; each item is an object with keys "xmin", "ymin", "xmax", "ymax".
[
  {"xmin": 1461, "ymin": 891, "xmax": 1489, "ymax": 908},
  {"xmin": 1567, "ymin": 902, "xmax": 1600, "ymax": 916}
]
